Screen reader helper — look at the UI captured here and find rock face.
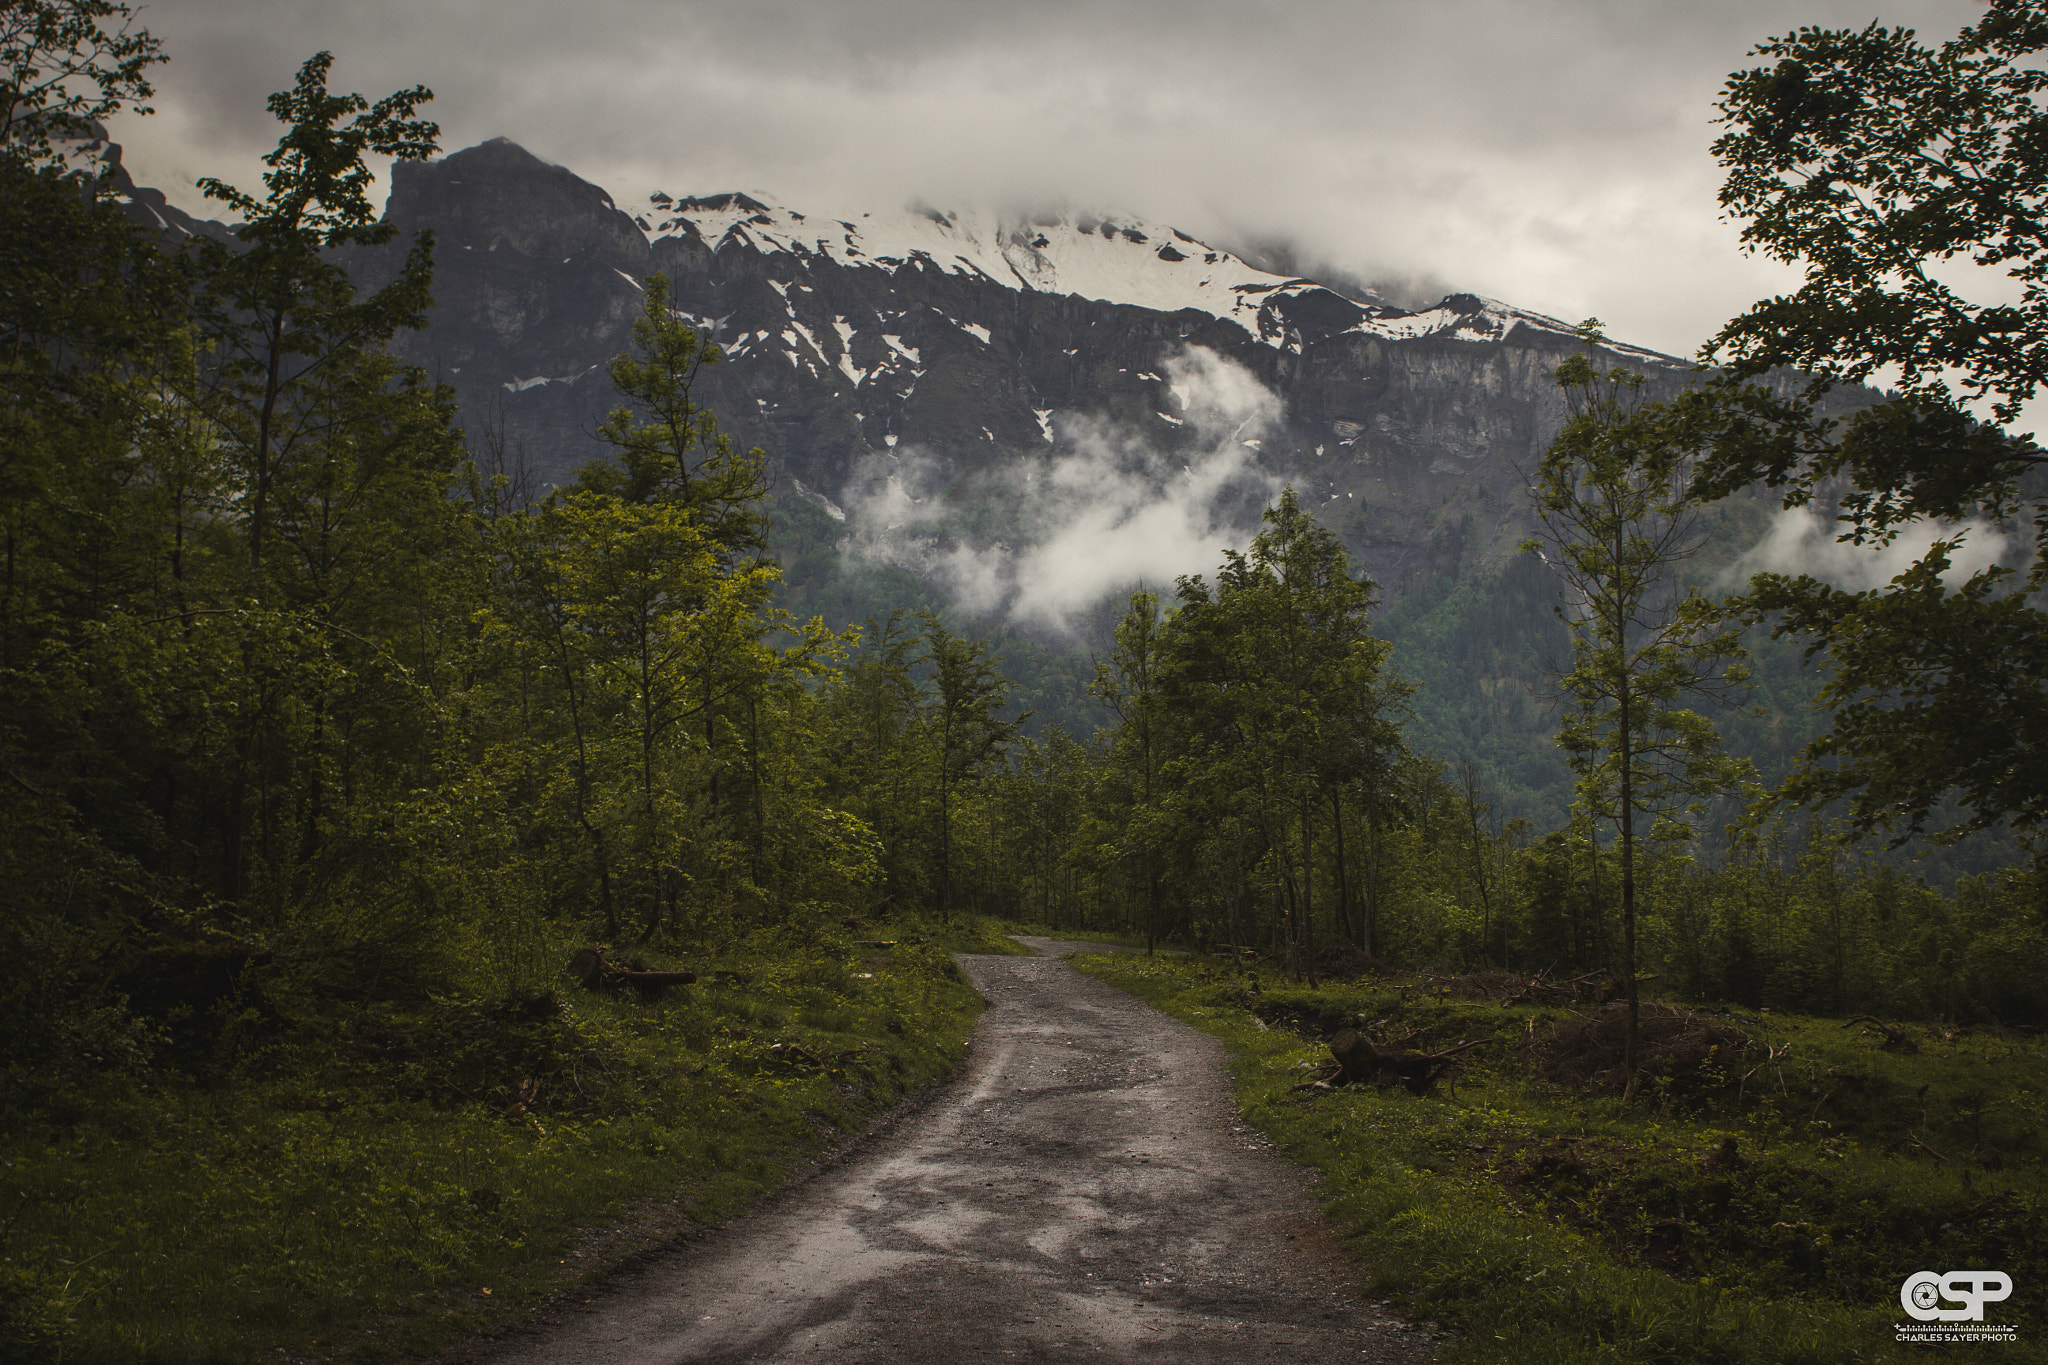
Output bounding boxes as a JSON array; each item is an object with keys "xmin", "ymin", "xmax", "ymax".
[
  {"xmin": 118, "ymin": 135, "xmax": 1893, "ymax": 821},
  {"xmin": 357, "ymin": 137, "xmax": 1703, "ymax": 602}
]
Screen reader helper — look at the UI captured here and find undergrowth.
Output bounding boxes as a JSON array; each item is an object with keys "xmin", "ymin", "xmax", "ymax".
[
  {"xmin": 0, "ymin": 913, "xmax": 1022, "ymax": 1364},
  {"xmin": 1073, "ymin": 952, "xmax": 2047, "ymax": 1365}
]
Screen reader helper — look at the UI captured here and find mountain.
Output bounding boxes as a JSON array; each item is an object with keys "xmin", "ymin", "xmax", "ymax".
[
  {"xmin": 350, "ymin": 137, "xmax": 1702, "ymax": 603},
  {"xmin": 324, "ymin": 137, "xmax": 1783, "ymax": 819},
  {"xmin": 128, "ymin": 135, "xmax": 1909, "ymax": 841}
]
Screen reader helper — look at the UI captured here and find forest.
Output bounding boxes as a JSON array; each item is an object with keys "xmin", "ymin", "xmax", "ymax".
[{"xmin": 4, "ymin": 1, "xmax": 2047, "ymax": 1362}]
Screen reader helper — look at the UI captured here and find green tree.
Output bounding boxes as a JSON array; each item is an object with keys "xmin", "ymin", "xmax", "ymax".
[
  {"xmin": 188, "ymin": 50, "xmax": 438, "ymax": 577},
  {"xmin": 0, "ymin": 1, "xmax": 160, "ymax": 159},
  {"xmin": 1091, "ymin": 590, "xmax": 1169, "ymax": 950},
  {"xmin": 1006, "ymin": 723, "xmax": 1090, "ymax": 929},
  {"xmin": 922, "ymin": 614, "xmax": 1023, "ymax": 923},
  {"xmin": 590, "ymin": 272, "xmax": 768, "ymax": 557},
  {"xmin": 1, "ymin": 0, "xmax": 169, "ymax": 669},
  {"xmin": 173, "ymin": 54, "xmax": 445, "ymax": 906},
  {"xmin": 548, "ymin": 493, "xmax": 718, "ymax": 938},
  {"xmin": 1694, "ymin": 0, "xmax": 2048, "ymax": 848},
  {"xmin": 1168, "ymin": 488, "xmax": 1396, "ymax": 961},
  {"xmin": 819, "ymin": 611, "xmax": 930, "ymax": 911},
  {"xmin": 1529, "ymin": 329, "xmax": 1754, "ymax": 1096}
]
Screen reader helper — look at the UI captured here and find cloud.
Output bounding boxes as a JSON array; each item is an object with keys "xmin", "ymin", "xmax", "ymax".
[
  {"xmin": 1729, "ymin": 508, "xmax": 2015, "ymax": 593},
  {"xmin": 105, "ymin": 0, "xmax": 1978, "ymax": 364},
  {"xmin": 839, "ymin": 346, "xmax": 1284, "ymax": 631}
]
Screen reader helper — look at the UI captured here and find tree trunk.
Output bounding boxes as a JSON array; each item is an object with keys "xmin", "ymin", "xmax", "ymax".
[
  {"xmin": 1300, "ymin": 787, "xmax": 1314, "ymax": 968},
  {"xmin": 1462, "ymin": 765, "xmax": 1496, "ymax": 964},
  {"xmin": 1331, "ymin": 790, "xmax": 1355, "ymax": 946},
  {"xmin": 250, "ymin": 320, "xmax": 284, "ymax": 574},
  {"xmin": 1585, "ymin": 818, "xmax": 1600, "ymax": 971},
  {"xmin": 1619, "ymin": 687, "xmax": 1639, "ymax": 1101},
  {"xmin": 704, "ymin": 678, "xmax": 719, "ymax": 819},
  {"xmin": 1363, "ymin": 805, "xmax": 1379, "ymax": 957},
  {"xmin": 749, "ymin": 696, "xmax": 765, "ymax": 887},
  {"xmin": 937, "ymin": 779, "xmax": 952, "ymax": 924},
  {"xmin": 547, "ymin": 615, "xmax": 614, "ymax": 938}
]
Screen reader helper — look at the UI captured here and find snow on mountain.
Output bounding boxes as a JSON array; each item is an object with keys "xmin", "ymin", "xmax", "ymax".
[
  {"xmin": 637, "ymin": 190, "xmax": 1672, "ymax": 363},
  {"xmin": 343, "ymin": 134, "xmax": 1718, "ymax": 615}
]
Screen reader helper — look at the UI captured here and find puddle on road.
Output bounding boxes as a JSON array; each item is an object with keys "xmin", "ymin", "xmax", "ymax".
[{"xmin": 483, "ymin": 949, "xmax": 1430, "ymax": 1365}]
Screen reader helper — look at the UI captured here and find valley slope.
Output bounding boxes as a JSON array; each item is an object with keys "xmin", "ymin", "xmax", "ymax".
[{"xmin": 144, "ymin": 136, "xmax": 1861, "ymax": 830}]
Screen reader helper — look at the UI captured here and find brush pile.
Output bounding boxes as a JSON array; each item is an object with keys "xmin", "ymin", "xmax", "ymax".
[
  {"xmin": 1417, "ymin": 968, "xmax": 1627, "ymax": 1007},
  {"xmin": 1292, "ymin": 1024, "xmax": 1489, "ymax": 1096},
  {"xmin": 1534, "ymin": 1001, "xmax": 1756, "ymax": 1095}
]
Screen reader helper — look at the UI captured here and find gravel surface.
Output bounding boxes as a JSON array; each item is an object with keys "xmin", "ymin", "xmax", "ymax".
[{"xmin": 475, "ymin": 938, "xmax": 1435, "ymax": 1363}]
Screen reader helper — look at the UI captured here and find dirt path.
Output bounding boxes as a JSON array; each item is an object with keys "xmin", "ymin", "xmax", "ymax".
[{"xmin": 476, "ymin": 939, "xmax": 1434, "ymax": 1363}]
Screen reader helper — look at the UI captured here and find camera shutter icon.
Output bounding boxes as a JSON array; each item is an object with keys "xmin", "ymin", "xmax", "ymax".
[{"xmin": 1901, "ymin": 1270, "xmax": 2012, "ymax": 1321}]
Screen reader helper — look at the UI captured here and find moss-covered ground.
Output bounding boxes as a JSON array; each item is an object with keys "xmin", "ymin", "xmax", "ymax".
[
  {"xmin": 1, "ymin": 915, "xmax": 1026, "ymax": 1364},
  {"xmin": 1072, "ymin": 952, "xmax": 2047, "ymax": 1365}
]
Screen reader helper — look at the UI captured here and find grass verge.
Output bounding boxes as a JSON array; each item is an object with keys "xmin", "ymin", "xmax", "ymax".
[
  {"xmin": 1, "ymin": 914, "xmax": 1010, "ymax": 1364},
  {"xmin": 997, "ymin": 922, "xmax": 1165, "ymax": 952},
  {"xmin": 1072, "ymin": 952, "xmax": 2047, "ymax": 1365}
]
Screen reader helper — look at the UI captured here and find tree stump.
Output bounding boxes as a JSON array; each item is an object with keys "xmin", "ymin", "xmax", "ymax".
[{"xmin": 1327, "ymin": 1027, "xmax": 1485, "ymax": 1095}]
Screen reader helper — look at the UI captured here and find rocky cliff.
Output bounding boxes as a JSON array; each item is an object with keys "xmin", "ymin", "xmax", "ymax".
[
  {"xmin": 107, "ymin": 135, "xmax": 1906, "ymax": 825},
  {"xmin": 355, "ymin": 137, "xmax": 1708, "ymax": 606}
]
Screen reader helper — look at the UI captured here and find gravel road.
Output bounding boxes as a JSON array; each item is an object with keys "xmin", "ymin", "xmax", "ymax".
[{"xmin": 476, "ymin": 938, "xmax": 1434, "ymax": 1363}]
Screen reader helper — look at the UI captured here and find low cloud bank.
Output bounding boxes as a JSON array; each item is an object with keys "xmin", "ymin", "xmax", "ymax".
[
  {"xmin": 840, "ymin": 345, "xmax": 1284, "ymax": 632},
  {"xmin": 1729, "ymin": 508, "xmax": 2014, "ymax": 592}
]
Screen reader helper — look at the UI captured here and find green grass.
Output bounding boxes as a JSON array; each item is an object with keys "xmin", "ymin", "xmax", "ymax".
[
  {"xmin": 1073, "ymin": 953, "xmax": 2048, "ymax": 1365},
  {"xmin": 998, "ymin": 921, "xmax": 1171, "ymax": 952},
  {"xmin": 1, "ymin": 918, "xmax": 1008, "ymax": 1364},
  {"xmin": 906, "ymin": 913, "xmax": 1038, "ymax": 956}
]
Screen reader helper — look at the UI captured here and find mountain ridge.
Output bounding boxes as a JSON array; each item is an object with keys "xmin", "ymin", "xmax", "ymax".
[
  {"xmin": 331, "ymin": 135, "xmax": 1708, "ymax": 612},
  {"xmin": 103, "ymin": 135, "xmax": 1948, "ymax": 848}
]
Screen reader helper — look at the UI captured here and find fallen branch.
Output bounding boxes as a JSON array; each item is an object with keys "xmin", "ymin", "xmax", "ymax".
[
  {"xmin": 1808, "ymin": 1086, "xmax": 1836, "ymax": 1125},
  {"xmin": 567, "ymin": 945, "xmax": 697, "ymax": 999},
  {"xmin": 768, "ymin": 1041, "xmax": 829, "ymax": 1070},
  {"xmin": 1907, "ymin": 1134, "xmax": 1949, "ymax": 1165},
  {"xmin": 1843, "ymin": 1015, "xmax": 1919, "ymax": 1054},
  {"xmin": 1329, "ymin": 1028, "xmax": 1488, "ymax": 1095}
]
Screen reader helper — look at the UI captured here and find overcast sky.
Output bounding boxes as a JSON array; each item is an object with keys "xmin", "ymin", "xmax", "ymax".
[{"xmin": 112, "ymin": 0, "xmax": 1985, "ymax": 360}]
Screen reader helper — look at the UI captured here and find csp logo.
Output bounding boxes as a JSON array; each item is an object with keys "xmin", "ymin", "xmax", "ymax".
[{"xmin": 1901, "ymin": 1270, "xmax": 2013, "ymax": 1322}]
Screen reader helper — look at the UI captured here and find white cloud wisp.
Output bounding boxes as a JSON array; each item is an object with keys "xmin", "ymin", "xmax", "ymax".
[
  {"xmin": 1730, "ymin": 508, "xmax": 2015, "ymax": 593},
  {"xmin": 838, "ymin": 345, "xmax": 1285, "ymax": 632}
]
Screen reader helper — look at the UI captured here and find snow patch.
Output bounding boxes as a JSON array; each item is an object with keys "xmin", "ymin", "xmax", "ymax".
[
  {"xmin": 788, "ymin": 320, "xmax": 824, "ymax": 362},
  {"xmin": 833, "ymin": 317, "xmax": 865, "ymax": 385},
  {"xmin": 791, "ymin": 476, "xmax": 847, "ymax": 521},
  {"xmin": 502, "ymin": 369, "xmax": 592, "ymax": 392}
]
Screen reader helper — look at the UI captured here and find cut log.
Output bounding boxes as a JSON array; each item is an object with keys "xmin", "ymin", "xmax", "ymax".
[
  {"xmin": 567, "ymin": 944, "xmax": 697, "ymax": 999},
  {"xmin": 1329, "ymin": 1028, "xmax": 1375, "ymax": 1085},
  {"xmin": 1327, "ymin": 1027, "xmax": 1487, "ymax": 1095}
]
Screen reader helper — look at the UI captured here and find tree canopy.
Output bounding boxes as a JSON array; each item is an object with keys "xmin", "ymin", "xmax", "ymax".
[
  {"xmin": 1691, "ymin": 0, "xmax": 2048, "ymax": 847},
  {"xmin": 1529, "ymin": 328, "xmax": 1755, "ymax": 1093}
]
